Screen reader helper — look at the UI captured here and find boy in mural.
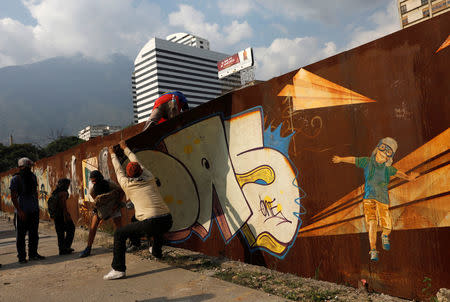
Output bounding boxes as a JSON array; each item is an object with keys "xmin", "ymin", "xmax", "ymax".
[
  {"xmin": 10, "ymin": 157, "xmax": 45, "ymax": 263},
  {"xmin": 332, "ymin": 137, "xmax": 419, "ymax": 261},
  {"xmin": 103, "ymin": 140, "xmax": 172, "ymax": 280},
  {"xmin": 79, "ymin": 170, "xmax": 125, "ymax": 258},
  {"xmin": 142, "ymin": 91, "xmax": 189, "ymax": 131}
]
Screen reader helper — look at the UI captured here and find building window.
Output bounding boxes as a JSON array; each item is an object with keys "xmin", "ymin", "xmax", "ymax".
[
  {"xmin": 421, "ymin": 0, "xmax": 429, "ymax": 5},
  {"xmin": 432, "ymin": 0, "xmax": 447, "ymax": 12},
  {"xmin": 423, "ymin": 8, "xmax": 430, "ymax": 16},
  {"xmin": 402, "ymin": 16, "xmax": 408, "ymax": 26},
  {"xmin": 400, "ymin": 4, "xmax": 407, "ymax": 13}
]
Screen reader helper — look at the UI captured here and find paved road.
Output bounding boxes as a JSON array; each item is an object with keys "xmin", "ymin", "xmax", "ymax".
[{"xmin": 0, "ymin": 215, "xmax": 287, "ymax": 302}]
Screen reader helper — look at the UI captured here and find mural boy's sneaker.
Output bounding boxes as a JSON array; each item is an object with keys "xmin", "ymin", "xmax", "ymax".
[
  {"xmin": 381, "ymin": 235, "xmax": 390, "ymax": 251},
  {"xmin": 103, "ymin": 269, "xmax": 126, "ymax": 280},
  {"xmin": 79, "ymin": 246, "xmax": 91, "ymax": 258},
  {"xmin": 369, "ymin": 249, "xmax": 379, "ymax": 262}
]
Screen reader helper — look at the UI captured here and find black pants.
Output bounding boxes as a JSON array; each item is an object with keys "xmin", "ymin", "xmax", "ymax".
[
  {"xmin": 112, "ymin": 214, "xmax": 172, "ymax": 272},
  {"xmin": 129, "ymin": 215, "xmax": 142, "ymax": 247},
  {"xmin": 16, "ymin": 211, "xmax": 39, "ymax": 260},
  {"xmin": 54, "ymin": 215, "xmax": 75, "ymax": 253}
]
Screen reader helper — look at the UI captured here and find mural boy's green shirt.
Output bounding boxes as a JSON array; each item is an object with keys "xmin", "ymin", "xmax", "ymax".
[{"xmin": 355, "ymin": 157, "xmax": 397, "ymax": 205}]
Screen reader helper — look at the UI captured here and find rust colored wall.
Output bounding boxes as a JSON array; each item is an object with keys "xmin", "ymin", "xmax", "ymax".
[{"xmin": 1, "ymin": 13, "xmax": 449, "ymax": 300}]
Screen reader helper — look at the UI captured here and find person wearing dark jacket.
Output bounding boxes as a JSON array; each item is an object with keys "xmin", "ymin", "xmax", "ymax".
[
  {"xmin": 10, "ymin": 157, "xmax": 45, "ymax": 263},
  {"xmin": 51, "ymin": 178, "xmax": 75, "ymax": 255}
]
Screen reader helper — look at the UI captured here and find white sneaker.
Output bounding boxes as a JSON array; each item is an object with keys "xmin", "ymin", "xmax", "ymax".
[
  {"xmin": 148, "ymin": 246, "xmax": 152, "ymax": 254},
  {"xmin": 103, "ymin": 269, "xmax": 126, "ymax": 280}
]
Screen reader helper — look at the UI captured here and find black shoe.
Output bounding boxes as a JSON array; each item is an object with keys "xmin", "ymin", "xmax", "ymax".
[
  {"xmin": 79, "ymin": 246, "xmax": 91, "ymax": 258},
  {"xmin": 18, "ymin": 259, "xmax": 27, "ymax": 264},
  {"xmin": 29, "ymin": 254, "xmax": 45, "ymax": 261},
  {"xmin": 59, "ymin": 248, "xmax": 74, "ymax": 255}
]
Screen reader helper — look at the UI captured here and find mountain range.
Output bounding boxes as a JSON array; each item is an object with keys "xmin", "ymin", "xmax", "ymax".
[{"xmin": 0, "ymin": 54, "xmax": 134, "ymax": 146}]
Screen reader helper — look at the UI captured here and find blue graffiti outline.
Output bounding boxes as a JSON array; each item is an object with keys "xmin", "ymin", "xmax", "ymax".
[{"xmin": 133, "ymin": 105, "xmax": 306, "ymax": 259}]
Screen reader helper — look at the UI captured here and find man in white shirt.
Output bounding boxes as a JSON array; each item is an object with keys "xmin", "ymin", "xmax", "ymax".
[{"xmin": 103, "ymin": 141, "xmax": 173, "ymax": 280}]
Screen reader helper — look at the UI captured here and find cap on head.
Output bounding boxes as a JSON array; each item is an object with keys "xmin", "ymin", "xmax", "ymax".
[
  {"xmin": 18, "ymin": 157, "xmax": 33, "ymax": 168},
  {"xmin": 57, "ymin": 178, "xmax": 71, "ymax": 189},
  {"xmin": 89, "ymin": 170, "xmax": 104, "ymax": 181},
  {"xmin": 126, "ymin": 162, "xmax": 143, "ymax": 178},
  {"xmin": 371, "ymin": 137, "xmax": 398, "ymax": 166}
]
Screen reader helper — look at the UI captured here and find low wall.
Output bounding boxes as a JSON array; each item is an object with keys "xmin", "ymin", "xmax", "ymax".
[{"xmin": 1, "ymin": 13, "xmax": 449, "ymax": 300}]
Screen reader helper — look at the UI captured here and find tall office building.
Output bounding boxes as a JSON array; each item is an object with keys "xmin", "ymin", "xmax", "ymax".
[
  {"xmin": 132, "ymin": 33, "xmax": 241, "ymax": 124},
  {"xmin": 398, "ymin": 0, "xmax": 449, "ymax": 28}
]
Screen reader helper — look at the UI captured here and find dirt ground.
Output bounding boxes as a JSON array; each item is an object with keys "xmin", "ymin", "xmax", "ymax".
[
  {"xmin": 0, "ymin": 212, "xmax": 420, "ymax": 302},
  {"xmin": 132, "ymin": 243, "xmax": 413, "ymax": 302}
]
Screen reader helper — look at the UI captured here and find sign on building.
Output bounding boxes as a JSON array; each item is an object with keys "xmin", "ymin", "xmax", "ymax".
[{"xmin": 218, "ymin": 48, "xmax": 254, "ymax": 79}]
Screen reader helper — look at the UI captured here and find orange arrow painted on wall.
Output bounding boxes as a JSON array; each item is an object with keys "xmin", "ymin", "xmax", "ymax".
[
  {"xmin": 278, "ymin": 68, "xmax": 375, "ymax": 111},
  {"xmin": 436, "ymin": 35, "xmax": 450, "ymax": 53}
]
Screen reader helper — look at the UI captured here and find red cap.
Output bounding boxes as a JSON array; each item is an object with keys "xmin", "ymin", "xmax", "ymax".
[{"xmin": 126, "ymin": 162, "xmax": 143, "ymax": 178}]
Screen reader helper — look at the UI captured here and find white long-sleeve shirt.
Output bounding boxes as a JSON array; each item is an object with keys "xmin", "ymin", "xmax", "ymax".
[{"xmin": 111, "ymin": 147, "xmax": 170, "ymax": 221}]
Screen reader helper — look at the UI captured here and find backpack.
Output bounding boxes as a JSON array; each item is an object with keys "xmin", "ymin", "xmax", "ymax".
[
  {"xmin": 94, "ymin": 189, "xmax": 121, "ymax": 220},
  {"xmin": 47, "ymin": 192, "xmax": 59, "ymax": 218}
]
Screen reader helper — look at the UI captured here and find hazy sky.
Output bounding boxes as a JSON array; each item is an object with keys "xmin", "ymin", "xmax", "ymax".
[{"xmin": 0, "ymin": 0, "xmax": 401, "ymax": 80}]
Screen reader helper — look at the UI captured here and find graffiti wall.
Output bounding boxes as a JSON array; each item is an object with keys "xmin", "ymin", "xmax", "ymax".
[
  {"xmin": 127, "ymin": 107, "xmax": 304, "ymax": 258},
  {"xmin": 0, "ymin": 13, "xmax": 448, "ymax": 300}
]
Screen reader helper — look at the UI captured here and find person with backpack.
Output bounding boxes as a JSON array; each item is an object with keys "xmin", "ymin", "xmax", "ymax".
[
  {"xmin": 79, "ymin": 170, "xmax": 125, "ymax": 258},
  {"xmin": 10, "ymin": 157, "xmax": 45, "ymax": 263},
  {"xmin": 48, "ymin": 178, "xmax": 75, "ymax": 255},
  {"xmin": 142, "ymin": 91, "xmax": 189, "ymax": 131}
]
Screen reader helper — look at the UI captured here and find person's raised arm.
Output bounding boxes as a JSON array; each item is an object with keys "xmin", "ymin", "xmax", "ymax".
[
  {"xmin": 109, "ymin": 145, "xmax": 128, "ymax": 189},
  {"xmin": 119, "ymin": 141, "xmax": 140, "ymax": 163},
  {"xmin": 332, "ymin": 155, "xmax": 356, "ymax": 165},
  {"xmin": 119, "ymin": 141, "xmax": 154, "ymax": 179}
]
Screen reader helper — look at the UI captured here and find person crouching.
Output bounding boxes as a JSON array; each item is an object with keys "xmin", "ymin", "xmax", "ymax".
[{"xmin": 103, "ymin": 140, "xmax": 173, "ymax": 280}]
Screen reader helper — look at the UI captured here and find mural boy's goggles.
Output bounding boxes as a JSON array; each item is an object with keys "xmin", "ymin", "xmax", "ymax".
[{"xmin": 377, "ymin": 143, "xmax": 394, "ymax": 157}]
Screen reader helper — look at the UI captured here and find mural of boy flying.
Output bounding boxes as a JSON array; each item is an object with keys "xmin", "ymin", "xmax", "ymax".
[{"xmin": 332, "ymin": 137, "xmax": 419, "ymax": 261}]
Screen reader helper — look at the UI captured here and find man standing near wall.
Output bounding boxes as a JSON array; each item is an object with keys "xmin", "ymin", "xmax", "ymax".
[
  {"xmin": 103, "ymin": 141, "xmax": 172, "ymax": 280},
  {"xmin": 10, "ymin": 157, "xmax": 45, "ymax": 263}
]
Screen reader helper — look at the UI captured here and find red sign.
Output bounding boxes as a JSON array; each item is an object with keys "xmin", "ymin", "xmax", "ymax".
[{"xmin": 217, "ymin": 54, "xmax": 240, "ymax": 71}]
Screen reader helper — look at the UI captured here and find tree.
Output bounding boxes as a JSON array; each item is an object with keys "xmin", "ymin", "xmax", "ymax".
[
  {"xmin": 0, "ymin": 136, "xmax": 84, "ymax": 173},
  {"xmin": 0, "ymin": 143, "xmax": 44, "ymax": 173},
  {"xmin": 42, "ymin": 136, "xmax": 84, "ymax": 158}
]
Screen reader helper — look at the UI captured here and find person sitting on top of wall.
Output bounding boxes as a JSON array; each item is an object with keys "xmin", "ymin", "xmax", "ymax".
[{"xmin": 142, "ymin": 91, "xmax": 189, "ymax": 131}]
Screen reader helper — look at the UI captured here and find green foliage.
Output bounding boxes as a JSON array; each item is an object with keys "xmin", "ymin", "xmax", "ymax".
[
  {"xmin": 422, "ymin": 276, "xmax": 438, "ymax": 302},
  {"xmin": 43, "ymin": 136, "xmax": 84, "ymax": 157},
  {"xmin": 0, "ymin": 136, "xmax": 84, "ymax": 173},
  {"xmin": 0, "ymin": 143, "xmax": 44, "ymax": 173}
]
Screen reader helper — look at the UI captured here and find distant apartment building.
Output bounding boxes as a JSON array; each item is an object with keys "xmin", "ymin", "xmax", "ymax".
[
  {"xmin": 131, "ymin": 33, "xmax": 241, "ymax": 124},
  {"xmin": 398, "ymin": 0, "xmax": 449, "ymax": 28},
  {"xmin": 78, "ymin": 125, "xmax": 121, "ymax": 141}
]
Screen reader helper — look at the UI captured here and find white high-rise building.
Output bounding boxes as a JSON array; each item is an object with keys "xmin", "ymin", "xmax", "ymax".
[
  {"xmin": 398, "ymin": 0, "xmax": 449, "ymax": 28},
  {"xmin": 132, "ymin": 33, "xmax": 241, "ymax": 124},
  {"xmin": 78, "ymin": 125, "xmax": 121, "ymax": 141}
]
